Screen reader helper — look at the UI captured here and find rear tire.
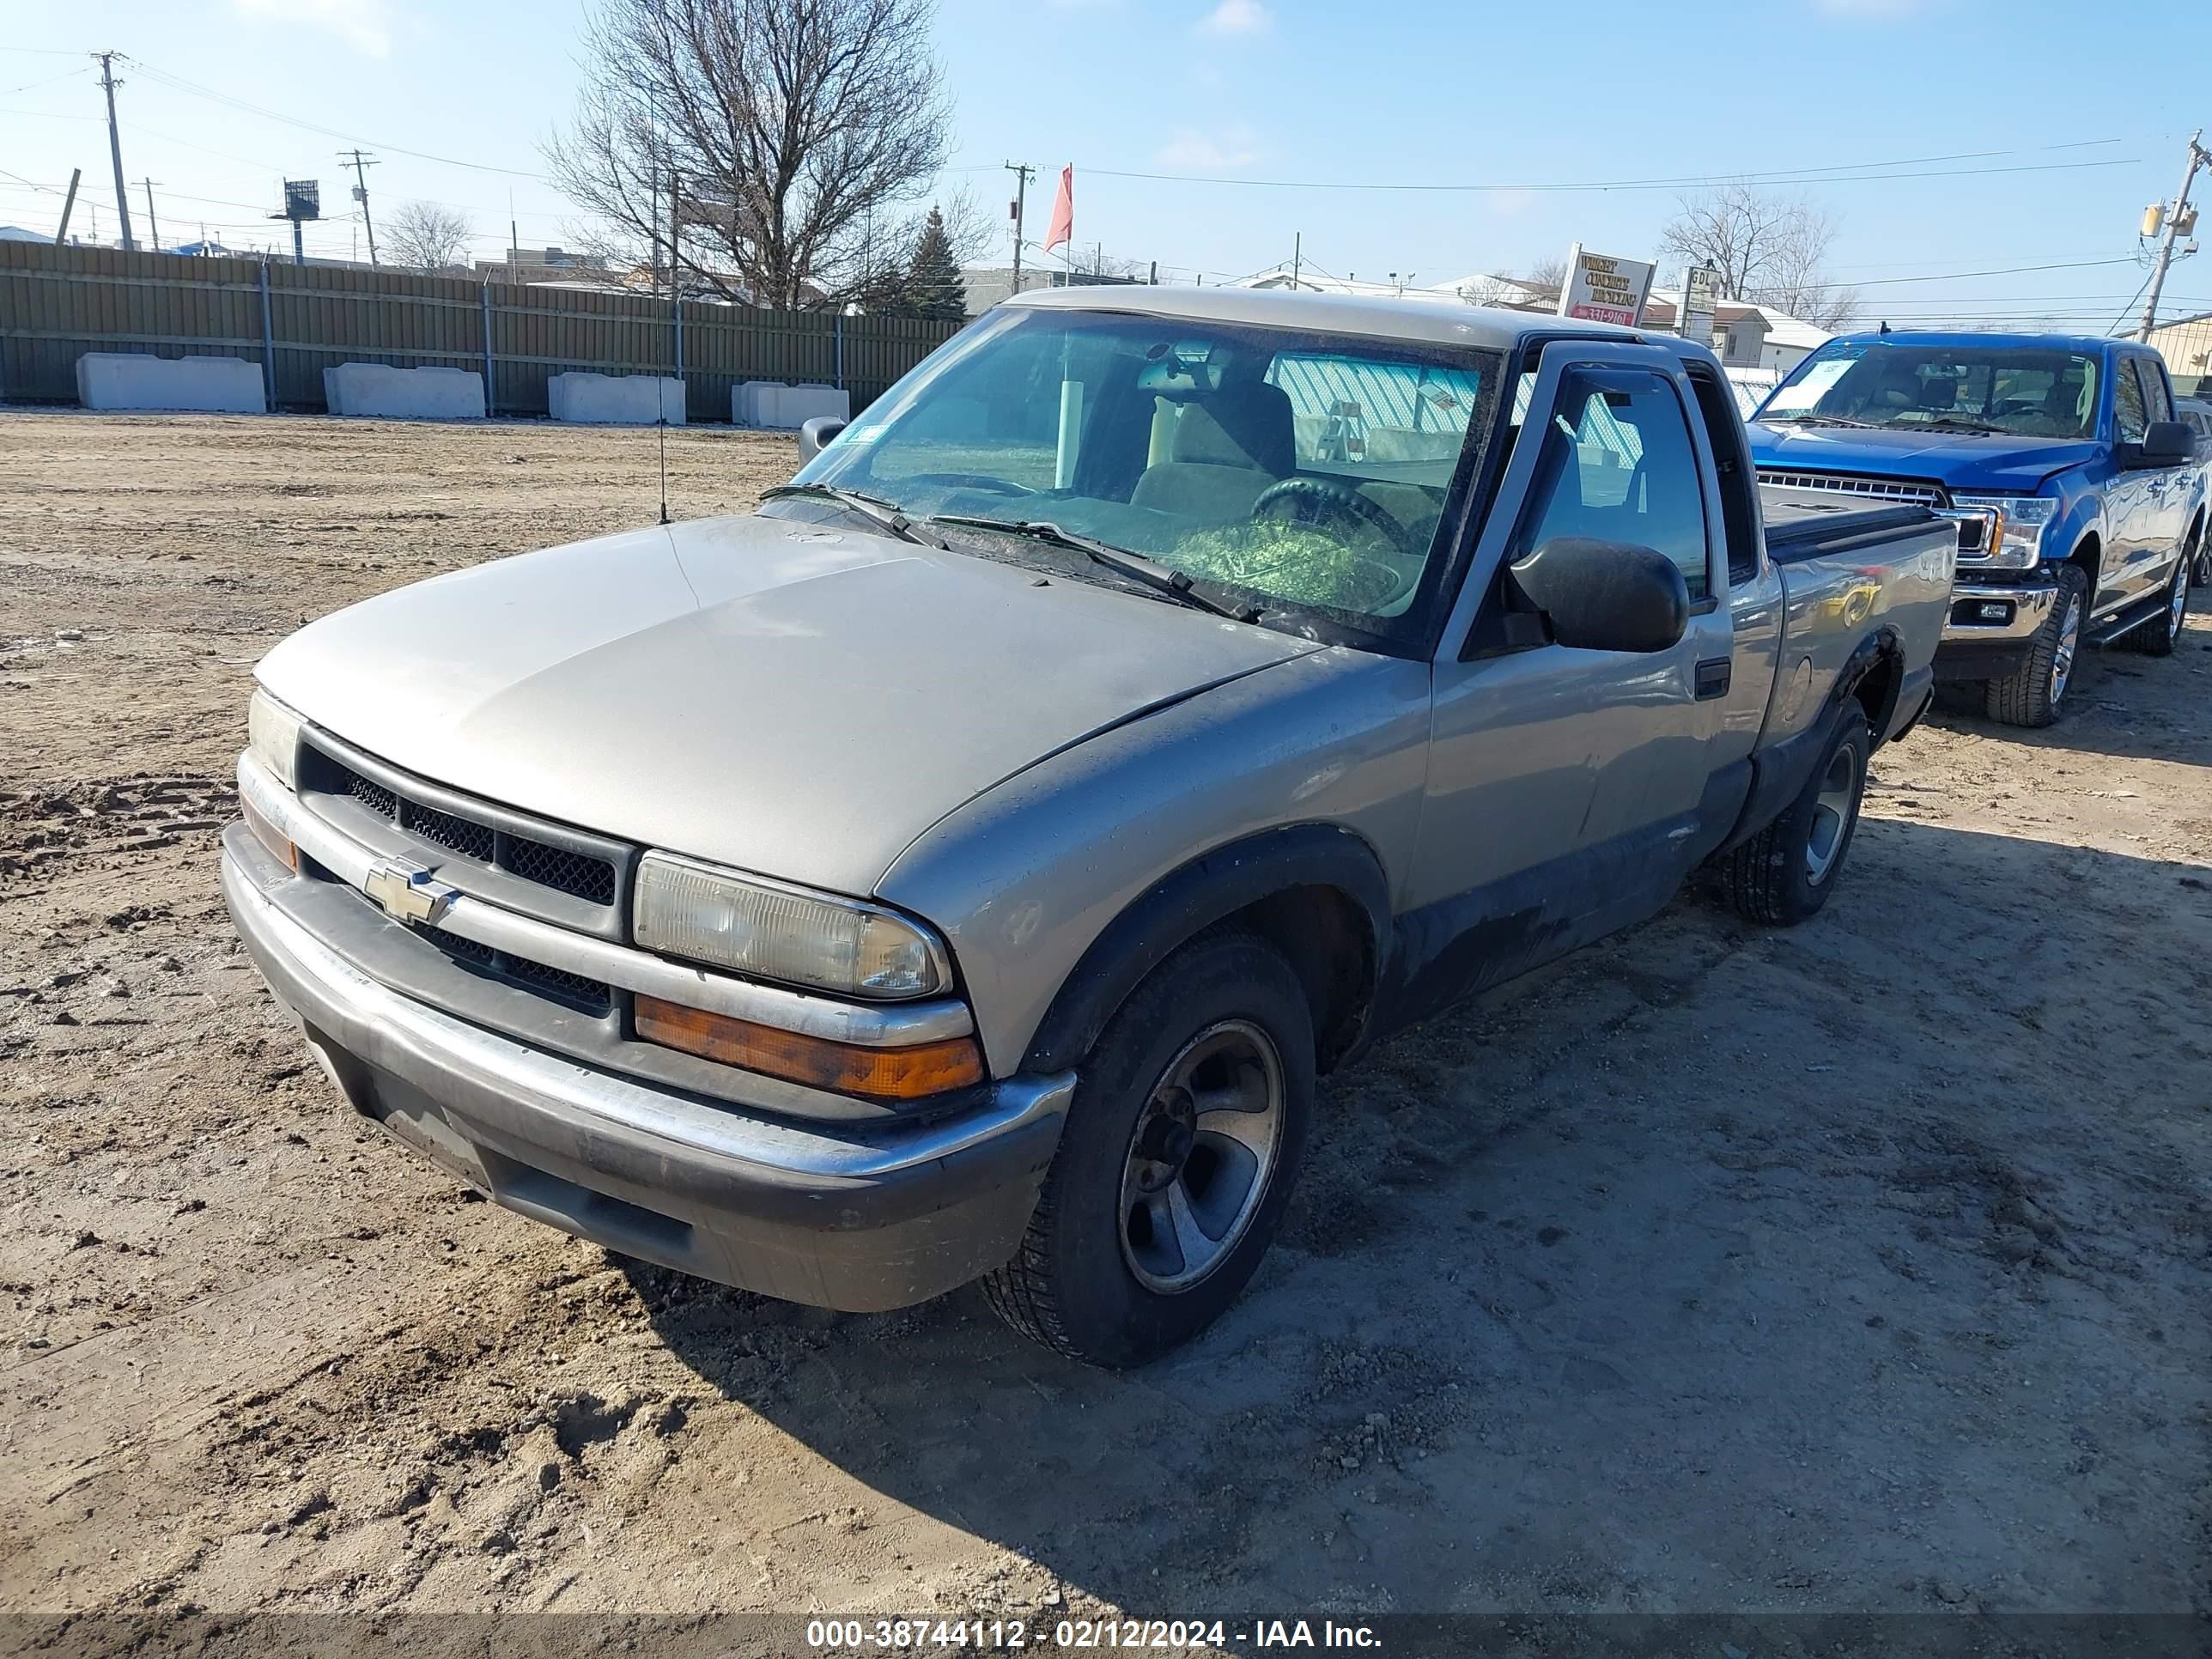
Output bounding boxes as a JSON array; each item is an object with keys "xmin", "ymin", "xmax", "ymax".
[
  {"xmin": 2131, "ymin": 553, "xmax": 2191, "ymax": 658},
  {"xmin": 982, "ymin": 932, "xmax": 1315, "ymax": 1368},
  {"xmin": 1984, "ymin": 562, "xmax": 2087, "ymax": 728},
  {"xmin": 1717, "ymin": 711, "xmax": 1870, "ymax": 927}
]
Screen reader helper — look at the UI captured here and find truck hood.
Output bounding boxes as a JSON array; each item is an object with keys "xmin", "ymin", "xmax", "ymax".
[
  {"xmin": 1747, "ymin": 422, "xmax": 2103, "ymax": 494},
  {"xmin": 257, "ymin": 513, "xmax": 1322, "ymax": 896}
]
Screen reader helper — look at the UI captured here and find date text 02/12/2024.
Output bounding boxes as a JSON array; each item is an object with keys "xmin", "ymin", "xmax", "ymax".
[{"xmin": 803, "ymin": 1618, "xmax": 1381, "ymax": 1649}]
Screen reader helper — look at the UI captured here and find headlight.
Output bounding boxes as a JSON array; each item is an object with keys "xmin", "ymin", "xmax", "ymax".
[
  {"xmin": 247, "ymin": 689, "xmax": 303, "ymax": 790},
  {"xmin": 1950, "ymin": 495, "xmax": 2059, "ymax": 568},
  {"xmin": 632, "ymin": 852, "xmax": 949, "ymax": 1000}
]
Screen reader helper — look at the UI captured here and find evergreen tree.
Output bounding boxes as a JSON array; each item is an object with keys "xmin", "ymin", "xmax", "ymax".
[{"xmin": 904, "ymin": 206, "xmax": 968, "ymax": 320}]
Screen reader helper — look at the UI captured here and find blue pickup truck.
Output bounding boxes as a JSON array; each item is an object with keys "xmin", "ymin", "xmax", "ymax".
[{"xmin": 1748, "ymin": 331, "xmax": 2204, "ymax": 726}]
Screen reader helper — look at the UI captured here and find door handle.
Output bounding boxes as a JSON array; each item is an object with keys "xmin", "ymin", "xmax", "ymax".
[{"xmin": 1694, "ymin": 658, "xmax": 1731, "ymax": 700}]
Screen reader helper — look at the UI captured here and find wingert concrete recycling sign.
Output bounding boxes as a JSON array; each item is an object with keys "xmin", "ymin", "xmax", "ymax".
[{"xmin": 1556, "ymin": 245, "xmax": 1656, "ymax": 327}]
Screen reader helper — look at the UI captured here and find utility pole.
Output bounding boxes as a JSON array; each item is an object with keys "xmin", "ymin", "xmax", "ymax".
[
  {"xmin": 1005, "ymin": 161, "xmax": 1033, "ymax": 295},
  {"xmin": 94, "ymin": 51, "xmax": 135, "ymax": 251},
  {"xmin": 140, "ymin": 179, "xmax": 160, "ymax": 249},
  {"xmin": 52, "ymin": 167, "xmax": 81, "ymax": 246},
  {"xmin": 340, "ymin": 149, "xmax": 379, "ymax": 264},
  {"xmin": 2139, "ymin": 129, "xmax": 2209, "ymax": 342},
  {"xmin": 1291, "ymin": 231, "xmax": 1301, "ymax": 290}
]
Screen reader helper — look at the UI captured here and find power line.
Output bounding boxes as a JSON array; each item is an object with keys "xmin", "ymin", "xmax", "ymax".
[
  {"xmin": 1079, "ymin": 145, "xmax": 2136, "ymax": 196},
  {"xmin": 1, "ymin": 64, "xmax": 91, "ymax": 95},
  {"xmin": 125, "ymin": 57, "xmax": 550, "ymax": 179}
]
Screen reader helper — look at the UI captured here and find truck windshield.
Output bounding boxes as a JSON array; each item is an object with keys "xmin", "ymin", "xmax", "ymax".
[
  {"xmin": 784, "ymin": 307, "xmax": 1504, "ymax": 642},
  {"xmin": 1756, "ymin": 340, "xmax": 2100, "ymax": 441}
]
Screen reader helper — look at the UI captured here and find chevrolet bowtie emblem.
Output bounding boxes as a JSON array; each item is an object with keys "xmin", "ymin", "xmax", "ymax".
[{"xmin": 363, "ymin": 858, "xmax": 460, "ymax": 927}]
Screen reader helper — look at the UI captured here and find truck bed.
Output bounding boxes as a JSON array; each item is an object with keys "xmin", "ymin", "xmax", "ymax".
[{"xmin": 1759, "ymin": 492, "xmax": 1943, "ymax": 565}]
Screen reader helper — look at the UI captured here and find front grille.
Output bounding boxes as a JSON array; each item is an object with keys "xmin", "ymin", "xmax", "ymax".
[
  {"xmin": 413, "ymin": 922, "xmax": 611, "ymax": 1014},
  {"xmin": 325, "ymin": 757, "xmax": 617, "ymax": 907},
  {"xmin": 403, "ymin": 797, "xmax": 495, "ymax": 862},
  {"xmin": 345, "ymin": 770, "xmax": 399, "ymax": 821},
  {"xmin": 501, "ymin": 835, "xmax": 617, "ymax": 905},
  {"xmin": 1759, "ymin": 468, "xmax": 1944, "ymax": 507}
]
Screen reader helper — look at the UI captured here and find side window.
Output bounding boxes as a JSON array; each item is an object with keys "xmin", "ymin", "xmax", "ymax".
[
  {"xmin": 1686, "ymin": 365, "xmax": 1759, "ymax": 587},
  {"xmin": 2136, "ymin": 358, "xmax": 2174, "ymax": 425},
  {"xmin": 2114, "ymin": 358, "xmax": 2148, "ymax": 444},
  {"xmin": 1512, "ymin": 368, "xmax": 1711, "ymax": 603}
]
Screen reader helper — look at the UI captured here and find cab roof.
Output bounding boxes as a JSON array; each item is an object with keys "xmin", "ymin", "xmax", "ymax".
[
  {"xmin": 1825, "ymin": 328, "xmax": 2137, "ymax": 356},
  {"xmin": 999, "ymin": 282, "xmax": 1672, "ymax": 357}
]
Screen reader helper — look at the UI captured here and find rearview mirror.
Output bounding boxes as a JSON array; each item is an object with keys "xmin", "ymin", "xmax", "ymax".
[
  {"xmin": 2134, "ymin": 420, "xmax": 2192, "ymax": 468},
  {"xmin": 798, "ymin": 416, "xmax": 848, "ymax": 464},
  {"xmin": 1508, "ymin": 537, "xmax": 1690, "ymax": 654}
]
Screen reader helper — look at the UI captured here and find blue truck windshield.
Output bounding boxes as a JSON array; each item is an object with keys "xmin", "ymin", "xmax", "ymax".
[{"xmin": 1759, "ymin": 341, "xmax": 2100, "ymax": 441}]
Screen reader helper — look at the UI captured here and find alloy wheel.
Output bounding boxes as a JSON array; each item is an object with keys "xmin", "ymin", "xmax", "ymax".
[
  {"xmin": 1118, "ymin": 1020, "xmax": 1285, "ymax": 1294},
  {"xmin": 1804, "ymin": 742, "xmax": 1861, "ymax": 886},
  {"xmin": 2050, "ymin": 593, "xmax": 2082, "ymax": 706}
]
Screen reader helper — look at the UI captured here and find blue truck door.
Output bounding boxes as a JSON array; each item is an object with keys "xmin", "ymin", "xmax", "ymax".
[
  {"xmin": 2134, "ymin": 356, "xmax": 2191, "ymax": 586},
  {"xmin": 2104, "ymin": 356, "xmax": 2169, "ymax": 612}
]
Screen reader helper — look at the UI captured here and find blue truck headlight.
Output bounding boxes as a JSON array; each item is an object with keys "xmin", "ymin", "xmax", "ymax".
[{"xmin": 1950, "ymin": 495, "xmax": 2058, "ymax": 569}]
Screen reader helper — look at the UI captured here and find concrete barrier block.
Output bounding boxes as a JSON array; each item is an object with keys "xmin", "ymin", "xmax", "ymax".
[
  {"xmin": 75, "ymin": 353, "xmax": 264, "ymax": 414},
  {"xmin": 780, "ymin": 384, "xmax": 850, "ymax": 427},
  {"xmin": 549, "ymin": 372, "xmax": 685, "ymax": 425},
  {"xmin": 323, "ymin": 362, "xmax": 485, "ymax": 420},
  {"xmin": 734, "ymin": 380, "xmax": 850, "ymax": 429}
]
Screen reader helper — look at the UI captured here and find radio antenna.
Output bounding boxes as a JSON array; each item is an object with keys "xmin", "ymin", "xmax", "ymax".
[{"xmin": 657, "ymin": 410, "xmax": 670, "ymax": 526}]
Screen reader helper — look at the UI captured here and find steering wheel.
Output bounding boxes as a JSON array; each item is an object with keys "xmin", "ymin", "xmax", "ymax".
[
  {"xmin": 895, "ymin": 472, "xmax": 1036, "ymax": 496},
  {"xmin": 1250, "ymin": 476, "xmax": 1419, "ymax": 559}
]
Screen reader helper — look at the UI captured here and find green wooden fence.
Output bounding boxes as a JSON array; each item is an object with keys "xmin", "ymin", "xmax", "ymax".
[{"xmin": 0, "ymin": 240, "xmax": 965, "ymax": 418}]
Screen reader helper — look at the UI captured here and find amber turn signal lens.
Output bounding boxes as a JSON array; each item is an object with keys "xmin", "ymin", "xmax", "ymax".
[
  {"xmin": 635, "ymin": 995, "xmax": 984, "ymax": 1102},
  {"xmin": 242, "ymin": 799, "xmax": 297, "ymax": 872}
]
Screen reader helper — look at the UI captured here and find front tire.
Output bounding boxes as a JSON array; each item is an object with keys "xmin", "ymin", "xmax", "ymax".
[
  {"xmin": 1984, "ymin": 562, "xmax": 2087, "ymax": 728},
  {"xmin": 982, "ymin": 933, "xmax": 1314, "ymax": 1368},
  {"xmin": 1717, "ymin": 711, "xmax": 1870, "ymax": 927}
]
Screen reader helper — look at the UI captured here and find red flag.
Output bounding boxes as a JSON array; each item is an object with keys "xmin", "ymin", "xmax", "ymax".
[{"xmin": 1042, "ymin": 165, "xmax": 1073, "ymax": 254}]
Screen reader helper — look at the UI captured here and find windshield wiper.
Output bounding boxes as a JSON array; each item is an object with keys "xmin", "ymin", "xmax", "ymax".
[
  {"xmin": 1913, "ymin": 417, "xmax": 2003, "ymax": 434},
  {"xmin": 927, "ymin": 514, "xmax": 1250, "ymax": 621},
  {"xmin": 759, "ymin": 482, "xmax": 948, "ymax": 549},
  {"xmin": 1764, "ymin": 414, "xmax": 1881, "ymax": 429}
]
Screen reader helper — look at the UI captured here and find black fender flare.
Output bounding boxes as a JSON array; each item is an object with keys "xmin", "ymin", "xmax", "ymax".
[
  {"xmin": 1832, "ymin": 625, "xmax": 1905, "ymax": 734},
  {"xmin": 1019, "ymin": 823, "xmax": 1394, "ymax": 1075}
]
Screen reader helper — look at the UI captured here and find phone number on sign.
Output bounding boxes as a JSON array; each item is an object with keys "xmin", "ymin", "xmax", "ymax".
[{"xmin": 805, "ymin": 1619, "xmax": 1231, "ymax": 1650}]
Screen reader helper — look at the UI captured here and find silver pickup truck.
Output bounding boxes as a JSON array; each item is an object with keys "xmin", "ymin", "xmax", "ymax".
[{"xmin": 222, "ymin": 289, "xmax": 1954, "ymax": 1367}]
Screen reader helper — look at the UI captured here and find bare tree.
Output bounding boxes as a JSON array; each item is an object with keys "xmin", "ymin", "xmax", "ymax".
[
  {"xmin": 544, "ymin": 0, "xmax": 953, "ymax": 309},
  {"xmin": 1659, "ymin": 185, "xmax": 1859, "ymax": 328},
  {"xmin": 383, "ymin": 201, "xmax": 476, "ymax": 274},
  {"xmin": 1523, "ymin": 255, "xmax": 1566, "ymax": 295}
]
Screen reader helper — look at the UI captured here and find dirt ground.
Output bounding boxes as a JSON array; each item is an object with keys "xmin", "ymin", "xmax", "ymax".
[{"xmin": 2, "ymin": 412, "xmax": 2208, "ymax": 1644}]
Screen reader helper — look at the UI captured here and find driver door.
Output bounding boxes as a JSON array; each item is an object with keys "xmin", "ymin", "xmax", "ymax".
[{"xmin": 1397, "ymin": 341, "xmax": 1735, "ymax": 1019}]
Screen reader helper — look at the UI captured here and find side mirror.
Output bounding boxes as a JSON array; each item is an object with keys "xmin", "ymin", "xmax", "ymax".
[
  {"xmin": 798, "ymin": 416, "xmax": 848, "ymax": 464},
  {"xmin": 1508, "ymin": 537, "xmax": 1690, "ymax": 654},
  {"xmin": 2134, "ymin": 420, "xmax": 2192, "ymax": 468}
]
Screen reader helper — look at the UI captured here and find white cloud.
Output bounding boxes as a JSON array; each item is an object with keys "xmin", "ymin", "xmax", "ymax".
[
  {"xmin": 1155, "ymin": 126, "xmax": 1261, "ymax": 172},
  {"xmin": 231, "ymin": 0, "xmax": 394, "ymax": 56},
  {"xmin": 1196, "ymin": 0, "xmax": 1271, "ymax": 36}
]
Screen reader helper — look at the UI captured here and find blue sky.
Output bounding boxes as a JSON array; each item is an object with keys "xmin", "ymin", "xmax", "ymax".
[{"xmin": 4, "ymin": 0, "xmax": 2210, "ymax": 330}]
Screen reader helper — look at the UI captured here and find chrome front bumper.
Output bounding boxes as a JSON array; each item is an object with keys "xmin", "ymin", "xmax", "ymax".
[
  {"xmin": 1941, "ymin": 577, "xmax": 2057, "ymax": 646},
  {"xmin": 222, "ymin": 826, "xmax": 1073, "ymax": 1311}
]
